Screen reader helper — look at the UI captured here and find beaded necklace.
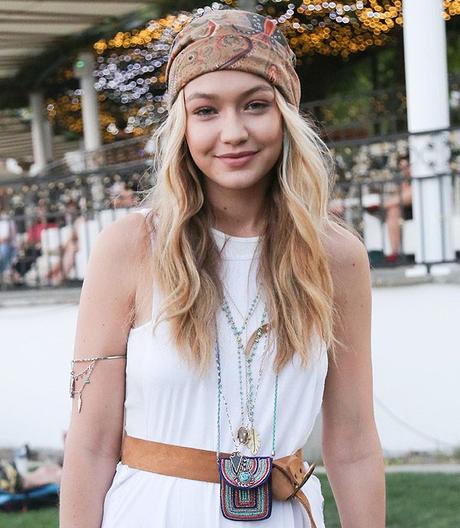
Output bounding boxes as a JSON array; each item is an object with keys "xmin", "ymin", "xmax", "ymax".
[
  {"xmin": 215, "ymin": 322, "xmax": 279, "ymax": 461},
  {"xmin": 221, "ymin": 293, "xmax": 260, "ymax": 441},
  {"xmin": 215, "ymin": 295, "xmax": 279, "ymax": 460},
  {"xmin": 221, "ymin": 297, "xmax": 270, "ymax": 453}
]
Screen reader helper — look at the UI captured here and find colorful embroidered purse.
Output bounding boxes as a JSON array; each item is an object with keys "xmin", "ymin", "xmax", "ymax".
[{"xmin": 219, "ymin": 453, "xmax": 273, "ymax": 521}]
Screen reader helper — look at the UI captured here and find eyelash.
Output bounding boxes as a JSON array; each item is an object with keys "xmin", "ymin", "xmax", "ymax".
[{"xmin": 193, "ymin": 102, "xmax": 269, "ymax": 116}]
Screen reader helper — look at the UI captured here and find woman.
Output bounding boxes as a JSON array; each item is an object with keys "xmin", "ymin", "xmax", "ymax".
[{"xmin": 60, "ymin": 9, "xmax": 385, "ymax": 527}]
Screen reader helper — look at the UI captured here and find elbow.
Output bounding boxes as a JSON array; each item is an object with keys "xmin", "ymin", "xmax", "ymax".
[{"xmin": 322, "ymin": 420, "xmax": 383, "ymax": 466}]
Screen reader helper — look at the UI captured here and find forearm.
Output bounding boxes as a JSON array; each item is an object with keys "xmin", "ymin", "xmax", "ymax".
[
  {"xmin": 59, "ymin": 439, "xmax": 119, "ymax": 528},
  {"xmin": 324, "ymin": 449, "xmax": 385, "ymax": 528}
]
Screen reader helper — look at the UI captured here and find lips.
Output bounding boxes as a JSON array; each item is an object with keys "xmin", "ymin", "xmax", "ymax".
[
  {"xmin": 216, "ymin": 151, "xmax": 258, "ymax": 168},
  {"xmin": 217, "ymin": 151, "xmax": 257, "ymax": 158}
]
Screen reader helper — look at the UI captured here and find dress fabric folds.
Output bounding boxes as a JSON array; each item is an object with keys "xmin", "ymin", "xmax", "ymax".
[{"xmin": 101, "ymin": 209, "xmax": 328, "ymax": 527}]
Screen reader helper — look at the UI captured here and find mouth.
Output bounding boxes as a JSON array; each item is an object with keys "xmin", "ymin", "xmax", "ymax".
[{"xmin": 216, "ymin": 151, "xmax": 258, "ymax": 168}]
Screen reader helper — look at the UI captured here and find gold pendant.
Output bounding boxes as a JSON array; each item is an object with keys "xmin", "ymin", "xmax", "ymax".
[
  {"xmin": 247, "ymin": 428, "xmax": 261, "ymax": 455},
  {"xmin": 77, "ymin": 394, "xmax": 82, "ymax": 414},
  {"xmin": 245, "ymin": 323, "xmax": 270, "ymax": 358}
]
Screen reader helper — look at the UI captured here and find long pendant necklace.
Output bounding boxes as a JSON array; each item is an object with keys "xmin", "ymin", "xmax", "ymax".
[
  {"xmin": 215, "ymin": 321, "xmax": 279, "ymax": 460},
  {"xmin": 221, "ymin": 297, "xmax": 270, "ymax": 454},
  {"xmin": 221, "ymin": 293, "xmax": 260, "ymax": 449},
  {"xmin": 219, "ymin": 324, "xmax": 268, "ymax": 453}
]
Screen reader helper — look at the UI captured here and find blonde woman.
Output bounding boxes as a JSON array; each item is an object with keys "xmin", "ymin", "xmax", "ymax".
[{"xmin": 60, "ymin": 9, "xmax": 385, "ymax": 528}]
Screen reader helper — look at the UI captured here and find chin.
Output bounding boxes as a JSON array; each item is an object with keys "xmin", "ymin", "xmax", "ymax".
[
  {"xmin": 210, "ymin": 174, "xmax": 268, "ymax": 191},
  {"xmin": 204, "ymin": 165, "xmax": 274, "ymax": 190}
]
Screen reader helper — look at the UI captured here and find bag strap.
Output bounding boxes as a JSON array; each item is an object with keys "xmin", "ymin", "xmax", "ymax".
[
  {"xmin": 272, "ymin": 458, "xmax": 318, "ymax": 528},
  {"xmin": 294, "ymin": 490, "xmax": 318, "ymax": 528}
]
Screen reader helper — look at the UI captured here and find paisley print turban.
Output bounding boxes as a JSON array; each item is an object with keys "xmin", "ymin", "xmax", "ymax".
[{"xmin": 165, "ymin": 9, "xmax": 301, "ymax": 108}]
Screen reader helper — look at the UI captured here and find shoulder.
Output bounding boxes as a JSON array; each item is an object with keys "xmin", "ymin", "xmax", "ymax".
[
  {"xmin": 87, "ymin": 210, "xmax": 152, "ymax": 288},
  {"xmin": 78, "ymin": 210, "xmax": 153, "ymax": 330},
  {"xmin": 320, "ymin": 220, "xmax": 371, "ymax": 301},
  {"xmin": 92, "ymin": 210, "xmax": 150, "ymax": 261}
]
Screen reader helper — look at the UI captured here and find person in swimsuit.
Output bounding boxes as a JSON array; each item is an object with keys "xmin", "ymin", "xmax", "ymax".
[{"xmin": 59, "ymin": 9, "xmax": 385, "ymax": 528}]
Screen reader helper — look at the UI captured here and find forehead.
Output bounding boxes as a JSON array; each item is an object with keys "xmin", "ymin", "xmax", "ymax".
[{"xmin": 183, "ymin": 70, "xmax": 273, "ymax": 99}]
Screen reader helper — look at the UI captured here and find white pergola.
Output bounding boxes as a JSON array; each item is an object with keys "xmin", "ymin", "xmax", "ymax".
[
  {"xmin": 0, "ymin": 0, "xmax": 152, "ymax": 167},
  {"xmin": 0, "ymin": 0, "xmax": 149, "ymax": 79}
]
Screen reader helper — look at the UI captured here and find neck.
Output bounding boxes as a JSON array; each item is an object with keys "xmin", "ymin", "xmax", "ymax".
[{"xmin": 204, "ymin": 179, "xmax": 271, "ymax": 237}]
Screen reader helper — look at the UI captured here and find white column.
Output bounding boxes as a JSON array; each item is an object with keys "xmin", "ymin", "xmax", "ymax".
[
  {"xmin": 74, "ymin": 51, "xmax": 101, "ymax": 153},
  {"xmin": 29, "ymin": 92, "xmax": 49, "ymax": 173},
  {"xmin": 403, "ymin": 0, "xmax": 454, "ymax": 264}
]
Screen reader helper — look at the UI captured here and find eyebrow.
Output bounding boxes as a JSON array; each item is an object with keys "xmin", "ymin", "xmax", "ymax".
[{"xmin": 185, "ymin": 84, "xmax": 273, "ymax": 102}]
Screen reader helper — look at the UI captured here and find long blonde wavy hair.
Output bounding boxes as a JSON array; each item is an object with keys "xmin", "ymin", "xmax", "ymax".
[{"xmin": 140, "ymin": 87, "xmax": 346, "ymax": 376}]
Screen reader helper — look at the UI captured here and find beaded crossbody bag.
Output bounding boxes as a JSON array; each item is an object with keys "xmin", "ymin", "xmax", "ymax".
[{"xmin": 219, "ymin": 452, "xmax": 273, "ymax": 521}]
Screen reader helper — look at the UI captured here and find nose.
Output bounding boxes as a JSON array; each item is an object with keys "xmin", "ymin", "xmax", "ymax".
[{"xmin": 219, "ymin": 110, "xmax": 249, "ymax": 145}]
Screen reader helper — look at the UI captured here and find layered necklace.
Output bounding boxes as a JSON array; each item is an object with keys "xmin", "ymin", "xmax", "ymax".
[{"xmin": 216, "ymin": 290, "xmax": 278, "ymax": 457}]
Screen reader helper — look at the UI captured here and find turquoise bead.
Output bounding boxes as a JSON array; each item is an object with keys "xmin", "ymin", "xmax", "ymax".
[{"xmin": 239, "ymin": 471, "xmax": 251, "ymax": 483}]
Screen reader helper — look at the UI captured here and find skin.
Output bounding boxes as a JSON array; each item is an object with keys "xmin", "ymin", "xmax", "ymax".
[
  {"xmin": 183, "ymin": 70, "xmax": 283, "ymax": 237},
  {"xmin": 59, "ymin": 70, "xmax": 385, "ymax": 527},
  {"xmin": 321, "ymin": 223, "xmax": 386, "ymax": 526}
]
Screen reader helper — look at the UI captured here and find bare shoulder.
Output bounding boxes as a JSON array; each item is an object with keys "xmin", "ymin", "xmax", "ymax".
[
  {"xmin": 320, "ymin": 220, "xmax": 371, "ymax": 300},
  {"xmin": 92, "ymin": 210, "xmax": 150, "ymax": 262},
  {"xmin": 78, "ymin": 210, "xmax": 152, "ymax": 335}
]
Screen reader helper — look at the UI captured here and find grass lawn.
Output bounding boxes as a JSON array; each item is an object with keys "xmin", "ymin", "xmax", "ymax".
[
  {"xmin": 320, "ymin": 473, "xmax": 460, "ymax": 528},
  {"xmin": 0, "ymin": 506, "xmax": 57, "ymax": 528},
  {"xmin": 0, "ymin": 473, "xmax": 459, "ymax": 527}
]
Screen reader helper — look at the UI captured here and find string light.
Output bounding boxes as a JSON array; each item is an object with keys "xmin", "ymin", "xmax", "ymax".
[{"xmin": 43, "ymin": 1, "xmax": 459, "ymax": 139}]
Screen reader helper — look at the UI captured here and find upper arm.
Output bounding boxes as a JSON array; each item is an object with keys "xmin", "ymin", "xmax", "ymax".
[
  {"xmin": 320, "ymin": 222, "xmax": 377, "ymax": 462},
  {"xmin": 67, "ymin": 212, "xmax": 149, "ymax": 458}
]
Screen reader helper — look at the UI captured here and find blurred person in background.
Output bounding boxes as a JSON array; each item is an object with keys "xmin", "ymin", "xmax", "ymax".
[
  {"xmin": 11, "ymin": 206, "xmax": 59, "ymax": 284},
  {"xmin": 110, "ymin": 180, "xmax": 136, "ymax": 209},
  {"xmin": 0, "ymin": 206, "xmax": 17, "ymax": 277},
  {"xmin": 384, "ymin": 156, "xmax": 412, "ymax": 264}
]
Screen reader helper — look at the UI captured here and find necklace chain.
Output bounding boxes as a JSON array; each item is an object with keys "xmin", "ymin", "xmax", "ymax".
[
  {"xmin": 216, "ymin": 293, "xmax": 279, "ymax": 460},
  {"xmin": 219, "ymin": 311, "xmax": 268, "ymax": 450},
  {"xmin": 245, "ymin": 321, "xmax": 269, "ymax": 428},
  {"xmin": 215, "ymin": 327, "xmax": 278, "ymax": 460},
  {"xmin": 221, "ymin": 293, "xmax": 261, "ymax": 427}
]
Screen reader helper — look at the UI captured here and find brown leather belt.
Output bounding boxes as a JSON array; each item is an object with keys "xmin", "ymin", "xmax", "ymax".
[{"xmin": 121, "ymin": 434, "xmax": 318, "ymax": 527}]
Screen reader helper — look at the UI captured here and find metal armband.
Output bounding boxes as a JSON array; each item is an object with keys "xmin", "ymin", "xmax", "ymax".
[{"xmin": 69, "ymin": 355, "xmax": 126, "ymax": 413}]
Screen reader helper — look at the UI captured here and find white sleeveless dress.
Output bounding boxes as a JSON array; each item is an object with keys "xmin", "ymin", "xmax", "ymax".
[{"xmin": 101, "ymin": 209, "xmax": 328, "ymax": 527}]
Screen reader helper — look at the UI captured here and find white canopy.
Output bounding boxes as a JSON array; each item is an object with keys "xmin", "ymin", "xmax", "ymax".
[{"xmin": 0, "ymin": 0, "xmax": 150, "ymax": 79}]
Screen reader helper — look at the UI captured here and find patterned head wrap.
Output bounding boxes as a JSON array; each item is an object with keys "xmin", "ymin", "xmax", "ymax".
[{"xmin": 165, "ymin": 9, "xmax": 301, "ymax": 108}]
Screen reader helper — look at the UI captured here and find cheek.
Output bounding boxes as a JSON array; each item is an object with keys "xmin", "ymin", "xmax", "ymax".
[
  {"xmin": 260, "ymin": 121, "xmax": 283, "ymax": 162},
  {"xmin": 185, "ymin": 122, "xmax": 214, "ymax": 160},
  {"xmin": 256, "ymin": 111, "xmax": 283, "ymax": 145}
]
